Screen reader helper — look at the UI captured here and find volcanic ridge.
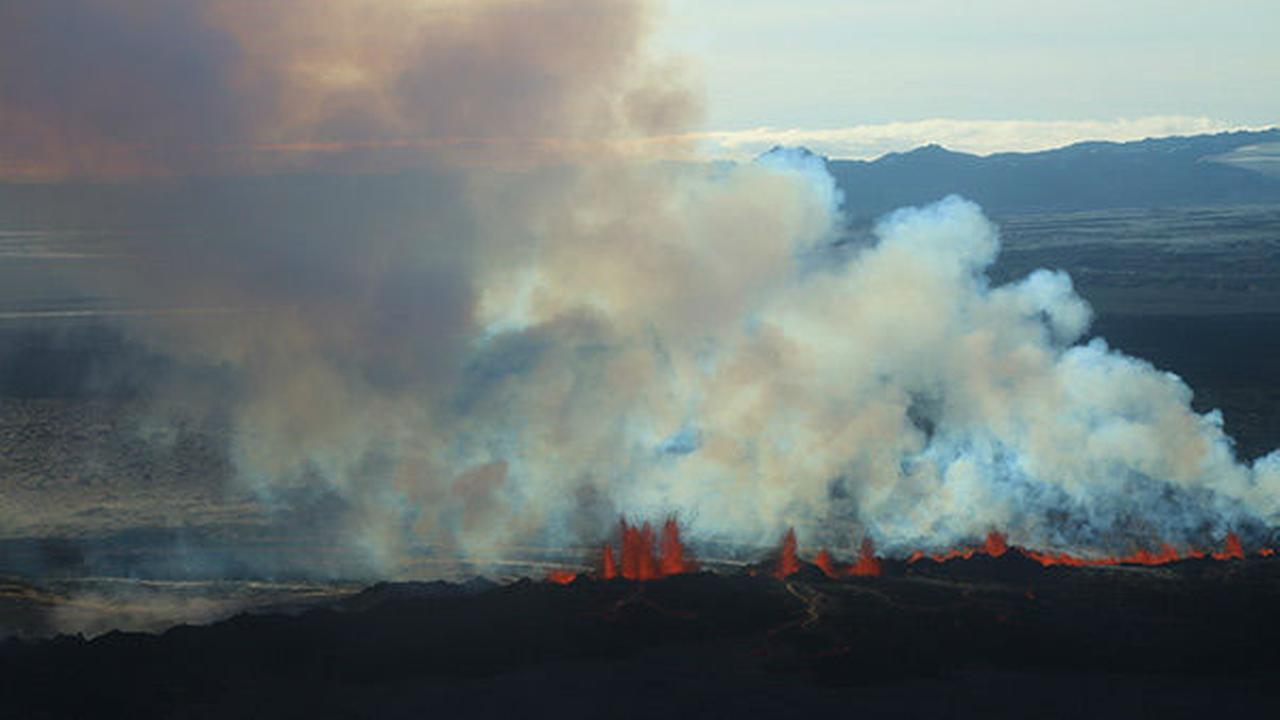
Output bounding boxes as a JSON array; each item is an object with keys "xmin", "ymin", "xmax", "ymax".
[{"xmin": 5, "ymin": 521, "xmax": 1280, "ymax": 718}]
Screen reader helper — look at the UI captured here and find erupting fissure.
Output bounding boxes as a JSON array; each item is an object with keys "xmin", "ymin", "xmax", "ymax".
[
  {"xmin": 771, "ymin": 528, "xmax": 882, "ymax": 578},
  {"xmin": 598, "ymin": 518, "xmax": 698, "ymax": 581},
  {"xmin": 601, "ymin": 544, "xmax": 618, "ymax": 579},
  {"xmin": 912, "ymin": 531, "xmax": 1260, "ymax": 568},
  {"xmin": 775, "ymin": 528, "xmax": 801, "ymax": 578},
  {"xmin": 813, "ymin": 538, "xmax": 883, "ymax": 578},
  {"xmin": 769, "ymin": 528, "xmax": 1266, "ymax": 580},
  {"xmin": 550, "ymin": 524, "xmax": 1272, "ymax": 584},
  {"xmin": 546, "ymin": 570, "xmax": 578, "ymax": 585}
]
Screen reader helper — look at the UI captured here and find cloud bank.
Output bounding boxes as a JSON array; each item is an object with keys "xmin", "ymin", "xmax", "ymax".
[{"xmin": 693, "ymin": 117, "xmax": 1277, "ymax": 160}]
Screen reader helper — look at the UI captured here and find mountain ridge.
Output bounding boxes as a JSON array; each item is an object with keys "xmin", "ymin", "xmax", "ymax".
[{"xmin": 820, "ymin": 128, "xmax": 1280, "ymax": 218}]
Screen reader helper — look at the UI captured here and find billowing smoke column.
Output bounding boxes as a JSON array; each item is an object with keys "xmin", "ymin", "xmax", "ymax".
[
  {"xmin": 471, "ymin": 167, "xmax": 1280, "ymax": 559},
  {"xmin": 3, "ymin": 0, "xmax": 1278, "ymax": 572}
]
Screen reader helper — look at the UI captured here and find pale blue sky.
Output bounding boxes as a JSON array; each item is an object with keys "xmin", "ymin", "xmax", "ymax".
[{"xmin": 659, "ymin": 0, "xmax": 1279, "ymax": 138}]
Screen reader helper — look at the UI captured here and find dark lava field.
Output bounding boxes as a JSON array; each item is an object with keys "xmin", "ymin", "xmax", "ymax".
[{"xmin": 4, "ymin": 554, "xmax": 1280, "ymax": 718}]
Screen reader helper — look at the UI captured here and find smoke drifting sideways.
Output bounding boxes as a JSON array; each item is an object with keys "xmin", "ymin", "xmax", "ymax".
[
  {"xmin": 0, "ymin": 0, "xmax": 695, "ymax": 179},
  {"xmin": 2, "ymin": 1, "xmax": 1278, "ymax": 577}
]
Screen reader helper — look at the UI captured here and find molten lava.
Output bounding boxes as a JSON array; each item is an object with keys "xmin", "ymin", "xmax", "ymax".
[
  {"xmin": 910, "ymin": 530, "xmax": 1258, "ymax": 569},
  {"xmin": 917, "ymin": 531, "xmax": 1008, "ymax": 563},
  {"xmin": 620, "ymin": 520, "xmax": 657, "ymax": 580},
  {"xmin": 601, "ymin": 544, "xmax": 618, "ymax": 579},
  {"xmin": 814, "ymin": 549, "xmax": 838, "ymax": 578},
  {"xmin": 984, "ymin": 531, "xmax": 1008, "ymax": 558},
  {"xmin": 775, "ymin": 528, "xmax": 801, "ymax": 578},
  {"xmin": 659, "ymin": 518, "xmax": 698, "ymax": 575},
  {"xmin": 599, "ymin": 517, "xmax": 697, "ymax": 581},
  {"xmin": 545, "ymin": 570, "xmax": 578, "ymax": 585},
  {"xmin": 1024, "ymin": 534, "xmax": 1252, "ymax": 567},
  {"xmin": 916, "ymin": 535, "xmax": 1003, "ymax": 564},
  {"xmin": 815, "ymin": 538, "xmax": 883, "ymax": 578},
  {"xmin": 851, "ymin": 538, "xmax": 883, "ymax": 577},
  {"xmin": 1213, "ymin": 532, "xmax": 1245, "ymax": 561},
  {"xmin": 585, "ymin": 518, "xmax": 1268, "ymax": 587}
]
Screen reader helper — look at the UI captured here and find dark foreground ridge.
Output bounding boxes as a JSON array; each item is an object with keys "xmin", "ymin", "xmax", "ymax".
[{"xmin": 4, "ymin": 556, "xmax": 1280, "ymax": 719}]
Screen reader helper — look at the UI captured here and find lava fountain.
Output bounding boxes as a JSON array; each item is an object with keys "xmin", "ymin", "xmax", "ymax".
[{"xmin": 595, "ymin": 518, "xmax": 698, "ymax": 581}]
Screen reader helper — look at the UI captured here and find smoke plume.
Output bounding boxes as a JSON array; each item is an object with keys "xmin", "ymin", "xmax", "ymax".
[{"xmin": 2, "ymin": 0, "xmax": 1277, "ymax": 571}]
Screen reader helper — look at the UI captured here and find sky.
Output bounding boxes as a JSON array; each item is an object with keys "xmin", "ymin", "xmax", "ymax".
[
  {"xmin": 660, "ymin": 0, "xmax": 1280, "ymax": 157},
  {"xmin": 3, "ymin": 0, "xmax": 1277, "ymax": 179}
]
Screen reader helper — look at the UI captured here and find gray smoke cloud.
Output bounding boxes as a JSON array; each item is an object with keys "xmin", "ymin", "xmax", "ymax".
[
  {"xmin": 89, "ymin": 157, "xmax": 1279, "ymax": 566},
  {"xmin": 2, "ymin": 1, "xmax": 1277, "ymax": 573},
  {"xmin": 0, "ymin": 0, "xmax": 694, "ymax": 177},
  {"xmin": 457, "ymin": 158, "xmax": 1280, "ymax": 557}
]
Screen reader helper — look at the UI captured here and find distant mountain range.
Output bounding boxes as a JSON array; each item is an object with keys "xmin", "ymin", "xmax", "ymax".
[{"xmin": 813, "ymin": 129, "xmax": 1280, "ymax": 220}]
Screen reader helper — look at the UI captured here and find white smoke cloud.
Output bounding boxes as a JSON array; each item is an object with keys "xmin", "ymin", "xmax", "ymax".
[
  {"xmin": 424, "ymin": 158, "xmax": 1280, "ymax": 559},
  {"xmin": 60, "ymin": 145, "xmax": 1279, "ymax": 567},
  {"xmin": 9, "ymin": 1, "xmax": 1276, "ymax": 571}
]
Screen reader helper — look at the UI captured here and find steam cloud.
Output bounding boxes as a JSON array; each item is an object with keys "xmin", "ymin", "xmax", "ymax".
[{"xmin": 2, "ymin": 0, "xmax": 1277, "ymax": 571}]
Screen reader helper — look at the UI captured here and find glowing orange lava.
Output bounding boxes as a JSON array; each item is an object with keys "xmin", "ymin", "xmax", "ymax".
[
  {"xmin": 910, "ymin": 530, "xmax": 1257, "ymax": 569},
  {"xmin": 775, "ymin": 528, "xmax": 801, "ymax": 578},
  {"xmin": 620, "ymin": 520, "xmax": 658, "ymax": 580},
  {"xmin": 815, "ymin": 538, "xmax": 884, "ymax": 578},
  {"xmin": 851, "ymin": 538, "xmax": 883, "ymax": 577},
  {"xmin": 910, "ymin": 531, "xmax": 1007, "ymax": 563},
  {"xmin": 814, "ymin": 549, "xmax": 838, "ymax": 578},
  {"xmin": 659, "ymin": 517, "xmax": 698, "ymax": 575},
  {"xmin": 1212, "ymin": 532, "xmax": 1245, "ymax": 561},
  {"xmin": 601, "ymin": 544, "xmax": 618, "ymax": 579},
  {"xmin": 984, "ymin": 531, "xmax": 1008, "ymax": 558},
  {"xmin": 599, "ymin": 517, "xmax": 697, "ymax": 581},
  {"xmin": 545, "ymin": 570, "xmax": 578, "ymax": 585},
  {"xmin": 586, "ymin": 518, "xmax": 1271, "ymax": 586}
]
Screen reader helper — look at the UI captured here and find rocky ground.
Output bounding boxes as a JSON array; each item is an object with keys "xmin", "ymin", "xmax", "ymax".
[{"xmin": 3, "ymin": 555, "xmax": 1279, "ymax": 718}]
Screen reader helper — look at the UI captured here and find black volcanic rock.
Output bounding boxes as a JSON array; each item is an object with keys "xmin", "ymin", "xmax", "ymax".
[
  {"xmin": 742, "ymin": 557, "xmax": 830, "ymax": 582},
  {"xmin": 3, "ymin": 562, "xmax": 1280, "ymax": 718},
  {"xmin": 340, "ymin": 577, "xmax": 498, "ymax": 611},
  {"xmin": 903, "ymin": 548, "xmax": 1056, "ymax": 581}
]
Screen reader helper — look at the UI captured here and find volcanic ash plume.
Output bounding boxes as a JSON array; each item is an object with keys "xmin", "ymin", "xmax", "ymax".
[
  {"xmin": 6, "ymin": 0, "xmax": 1278, "ymax": 570},
  {"xmin": 469, "ymin": 174, "xmax": 1280, "ymax": 557},
  {"xmin": 148, "ymin": 154, "xmax": 1279, "ymax": 564}
]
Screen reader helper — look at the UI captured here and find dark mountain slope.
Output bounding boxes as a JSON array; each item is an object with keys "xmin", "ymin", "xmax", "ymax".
[{"xmin": 827, "ymin": 129, "xmax": 1280, "ymax": 219}]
